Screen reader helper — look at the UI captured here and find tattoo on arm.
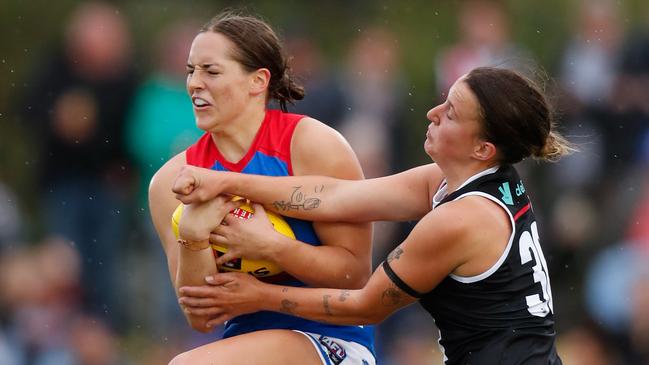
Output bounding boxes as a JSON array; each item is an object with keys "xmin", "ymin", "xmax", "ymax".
[
  {"xmin": 339, "ymin": 290, "xmax": 350, "ymax": 302},
  {"xmin": 280, "ymin": 299, "xmax": 298, "ymax": 315},
  {"xmin": 386, "ymin": 246, "xmax": 404, "ymax": 263},
  {"xmin": 323, "ymin": 294, "xmax": 333, "ymax": 316},
  {"xmin": 273, "ymin": 186, "xmax": 321, "ymax": 212},
  {"xmin": 380, "ymin": 283, "xmax": 404, "ymax": 307}
]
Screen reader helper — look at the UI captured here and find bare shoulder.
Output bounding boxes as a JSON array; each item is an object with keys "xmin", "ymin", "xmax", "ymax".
[
  {"xmin": 149, "ymin": 152, "xmax": 187, "ymax": 200},
  {"xmin": 435, "ymin": 195, "xmax": 511, "ymax": 276},
  {"xmin": 291, "ymin": 117, "xmax": 363, "ymax": 179},
  {"xmin": 149, "ymin": 152, "xmax": 186, "ymax": 239}
]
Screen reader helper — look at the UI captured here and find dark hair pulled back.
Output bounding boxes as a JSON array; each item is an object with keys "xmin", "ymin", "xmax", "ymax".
[{"xmin": 201, "ymin": 11, "xmax": 304, "ymax": 112}]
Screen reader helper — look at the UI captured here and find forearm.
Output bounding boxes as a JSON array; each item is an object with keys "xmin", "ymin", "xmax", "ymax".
[
  {"xmin": 259, "ymin": 284, "xmax": 377, "ymax": 326},
  {"xmin": 176, "ymin": 246, "xmax": 218, "ymax": 331},
  {"xmin": 269, "ymin": 235, "xmax": 370, "ymax": 289},
  {"xmin": 222, "ymin": 172, "xmax": 352, "ymax": 221}
]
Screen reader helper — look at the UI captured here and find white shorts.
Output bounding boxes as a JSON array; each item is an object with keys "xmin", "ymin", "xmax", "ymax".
[{"xmin": 293, "ymin": 330, "xmax": 376, "ymax": 365}]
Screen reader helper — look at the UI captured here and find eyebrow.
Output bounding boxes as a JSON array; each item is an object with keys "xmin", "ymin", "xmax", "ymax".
[{"xmin": 186, "ymin": 63, "xmax": 220, "ymax": 69}]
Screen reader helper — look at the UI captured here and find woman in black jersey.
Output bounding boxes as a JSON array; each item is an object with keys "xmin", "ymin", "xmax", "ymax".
[{"xmin": 172, "ymin": 67, "xmax": 573, "ymax": 364}]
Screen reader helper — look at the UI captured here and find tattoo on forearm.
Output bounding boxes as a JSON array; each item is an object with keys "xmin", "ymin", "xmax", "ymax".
[
  {"xmin": 280, "ymin": 299, "xmax": 298, "ymax": 315},
  {"xmin": 273, "ymin": 186, "xmax": 321, "ymax": 212},
  {"xmin": 339, "ymin": 290, "xmax": 350, "ymax": 302},
  {"xmin": 323, "ymin": 294, "xmax": 333, "ymax": 316},
  {"xmin": 386, "ymin": 246, "xmax": 404, "ymax": 263},
  {"xmin": 381, "ymin": 284, "xmax": 404, "ymax": 307}
]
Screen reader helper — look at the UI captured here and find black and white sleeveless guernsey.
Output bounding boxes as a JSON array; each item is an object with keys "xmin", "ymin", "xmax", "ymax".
[{"xmin": 383, "ymin": 165, "xmax": 562, "ymax": 365}]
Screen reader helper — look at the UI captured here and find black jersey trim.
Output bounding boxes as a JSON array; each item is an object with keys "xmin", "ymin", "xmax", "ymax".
[{"xmin": 382, "ymin": 260, "xmax": 423, "ymax": 298}]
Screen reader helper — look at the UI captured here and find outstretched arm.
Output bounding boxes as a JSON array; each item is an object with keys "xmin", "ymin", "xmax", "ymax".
[
  {"xmin": 173, "ymin": 162, "xmax": 442, "ymax": 223},
  {"xmin": 179, "ymin": 205, "xmax": 471, "ymax": 327}
]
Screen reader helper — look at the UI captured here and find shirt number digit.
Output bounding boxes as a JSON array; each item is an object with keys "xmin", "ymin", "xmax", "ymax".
[{"xmin": 518, "ymin": 221, "xmax": 553, "ymax": 317}]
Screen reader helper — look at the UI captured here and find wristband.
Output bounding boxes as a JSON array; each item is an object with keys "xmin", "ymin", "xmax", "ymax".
[{"xmin": 177, "ymin": 238, "xmax": 210, "ymax": 251}]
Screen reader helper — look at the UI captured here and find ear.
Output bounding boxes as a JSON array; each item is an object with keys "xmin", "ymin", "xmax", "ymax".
[
  {"xmin": 249, "ymin": 68, "xmax": 270, "ymax": 96},
  {"xmin": 473, "ymin": 140, "xmax": 497, "ymax": 161}
]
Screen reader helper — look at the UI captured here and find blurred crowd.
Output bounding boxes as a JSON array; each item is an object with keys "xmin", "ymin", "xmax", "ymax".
[{"xmin": 2, "ymin": 0, "xmax": 649, "ymax": 364}]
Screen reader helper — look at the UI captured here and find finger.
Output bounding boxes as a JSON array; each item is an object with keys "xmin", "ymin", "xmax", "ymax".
[
  {"xmin": 176, "ymin": 194, "xmax": 198, "ymax": 205},
  {"xmin": 206, "ymin": 314, "xmax": 232, "ymax": 328},
  {"xmin": 186, "ymin": 306, "xmax": 224, "ymax": 317},
  {"xmin": 222, "ymin": 213, "xmax": 239, "ymax": 226},
  {"xmin": 172, "ymin": 173, "xmax": 197, "ymax": 195},
  {"xmin": 178, "ymin": 285, "xmax": 217, "ymax": 297},
  {"xmin": 178, "ymin": 296, "xmax": 218, "ymax": 308},
  {"xmin": 225, "ymin": 198, "xmax": 245, "ymax": 212},
  {"xmin": 250, "ymin": 202, "xmax": 266, "ymax": 215},
  {"xmin": 216, "ymin": 251, "xmax": 240, "ymax": 266},
  {"xmin": 209, "ymin": 233, "xmax": 228, "ymax": 245},
  {"xmin": 205, "ymin": 273, "xmax": 237, "ymax": 286}
]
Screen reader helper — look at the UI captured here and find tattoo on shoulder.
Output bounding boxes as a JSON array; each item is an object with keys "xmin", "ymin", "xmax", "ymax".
[
  {"xmin": 380, "ymin": 284, "xmax": 404, "ymax": 307},
  {"xmin": 339, "ymin": 290, "xmax": 350, "ymax": 302},
  {"xmin": 273, "ymin": 186, "xmax": 321, "ymax": 212},
  {"xmin": 386, "ymin": 246, "xmax": 404, "ymax": 263},
  {"xmin": 280, "ymin": 299, "xmax": 298, "ymax": 315},
  {"xmin": 323, "ymin": 294, "xmax": 333, "ymax": 316}
]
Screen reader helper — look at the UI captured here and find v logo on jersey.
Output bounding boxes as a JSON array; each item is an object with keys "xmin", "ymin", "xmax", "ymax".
[{"xmin": 499, "ymin": 182, "xmax": 514, "ymax": 205}]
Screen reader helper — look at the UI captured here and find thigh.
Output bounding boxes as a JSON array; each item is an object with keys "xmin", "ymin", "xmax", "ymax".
[{"xmin": 169, "ymin": 329, "xmax": 323, "ymax": 365}]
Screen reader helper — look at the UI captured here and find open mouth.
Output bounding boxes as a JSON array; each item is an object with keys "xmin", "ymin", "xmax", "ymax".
[{"xmin": 192, "ymin": 96, "xmax": 212, "ymax": 109}]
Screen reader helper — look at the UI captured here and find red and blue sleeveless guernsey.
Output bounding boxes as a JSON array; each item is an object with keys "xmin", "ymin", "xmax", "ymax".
[{"xmin": 185, "ymin": 109, "xmax": 374, "ymax": 353}]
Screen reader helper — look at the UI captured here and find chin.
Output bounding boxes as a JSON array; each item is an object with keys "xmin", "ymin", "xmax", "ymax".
[{"xmin": 195, "ymin": 117, "xmax": 217, "ymax": 132}]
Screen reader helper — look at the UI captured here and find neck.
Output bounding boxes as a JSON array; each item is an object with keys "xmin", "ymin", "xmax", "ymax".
[
  {"xmin": 439, "ymin": 160, "xmax": 499, "ymax": 193},
  {"xmin": 210, "ymin": 100, "xmax": 267, "ymax": 163}
]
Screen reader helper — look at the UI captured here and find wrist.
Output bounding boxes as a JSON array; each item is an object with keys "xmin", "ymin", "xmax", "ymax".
[
  {"xmin": 177, "ymin": 237, "xmax": 210, "ymax": 251},
  {"xmin": 265, "ymin": 232, "xmax": 291, "ymax": 264}
]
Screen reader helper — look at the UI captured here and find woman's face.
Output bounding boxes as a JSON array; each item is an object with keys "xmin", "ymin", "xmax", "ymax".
[
  {"xmin": 186, "ymin": 31, "xmax": 254, "ymax": 132},
  {"xmin": 424, "ymin": 78, "xmax": 484, "ymax": 163}
]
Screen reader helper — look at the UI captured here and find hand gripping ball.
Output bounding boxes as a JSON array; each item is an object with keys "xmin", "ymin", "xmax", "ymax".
[{"xmin": 171, "ymin": 200, "xmax": 295, "ymax": 277}]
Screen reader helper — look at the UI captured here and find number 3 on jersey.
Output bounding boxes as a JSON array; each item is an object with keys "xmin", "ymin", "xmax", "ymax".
[{"xmin": 519, "ymin": 222, "xmax": 554, "ymax": 317}]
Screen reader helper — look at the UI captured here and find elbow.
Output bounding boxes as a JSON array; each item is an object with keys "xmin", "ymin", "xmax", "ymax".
[
  {"xmin": 351, "ymin": 293, "xmax": 387, "ymax": 325},
  {"xmin": 348, "ymin": 265, "xmax": 372, "ymax": 289}
]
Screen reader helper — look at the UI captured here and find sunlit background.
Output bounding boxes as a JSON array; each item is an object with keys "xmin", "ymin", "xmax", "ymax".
[{"xmin": 2, "ymin": 0, "xmax": 649, "ymax": 364}]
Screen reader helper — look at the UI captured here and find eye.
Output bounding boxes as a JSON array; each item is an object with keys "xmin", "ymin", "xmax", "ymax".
[
  {"xmin": 207, "ymin": 71, "xmax": 220, "ymax": 76},
  {"xmin": 186, "ymin": 68, "xmax": 195, "ymax": 75}
]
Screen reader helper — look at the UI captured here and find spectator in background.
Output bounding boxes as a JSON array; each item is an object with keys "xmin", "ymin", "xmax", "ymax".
[
  {"xmin": 339, "ymin": 26, "xmax": 406, "ymax": 179},
  {"xmin": 336, "ymin": 26, "xmax": 429, "ymax": 364},
  {"xmin": 0, "ymin": 239, "xmax": 126, "ymax": 365},
  {"xmin": 283, "ymin": 34, "xmax": 346, "ymax": 129},
  {"xmin": 126, "ymin": 20, "xmax": 203, "ymax": 211},
  {"xmin": 435, "ymin": 0, "xmax": 529, "ymax": 95},
  {"xmin": 21, "ymin": 1, "xmax": 138, "ymax": 326},
  {"xmin": 541, "ymin": 1, "xmax": 625, "ymax": 332},
  {"xmin": 124, "ymin": 19, "xmax": 204, "ymax": 338},
  {"xmin": 0, "ymin": 182, "xmax": 22, "ymax": 249},
  {"xmin": 553, "ymin": 0, "xmax": 623, "ymax": 190}
]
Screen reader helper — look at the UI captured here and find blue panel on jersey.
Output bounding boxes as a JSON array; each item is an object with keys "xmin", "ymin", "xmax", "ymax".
[{"xmin": 211, "ymin": 151, "xmax": 320, "ymax": 247}]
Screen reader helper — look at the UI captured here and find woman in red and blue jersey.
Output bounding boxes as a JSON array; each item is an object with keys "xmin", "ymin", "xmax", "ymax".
[{"xmin": 148, "ymin": 11, "xmax": 375, "ymax": 365}]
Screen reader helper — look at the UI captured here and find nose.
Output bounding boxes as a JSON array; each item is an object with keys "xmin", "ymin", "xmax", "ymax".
[
  {"xmin": 186, "ymin": 71, "xmax": 204, "ymax": 92},
  {"xmin": 426, "ymin": 105, "xmax": 441, "ymax": 126}
]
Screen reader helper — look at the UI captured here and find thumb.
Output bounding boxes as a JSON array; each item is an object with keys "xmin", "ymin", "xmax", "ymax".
[
  {"xmin": 176, "ymin": 193, "xmax": 199, "ymax": 205},
  {"xmin": 221, "ymin": 213, "xmax": 238, "ymax": 226},
  {"xmin": 250, "ymin": 202, "xmax": 266, "ymax": 216},
  {"xmin": 225, "ymin": 198, "xmax": 245, "ymax": 215}
]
